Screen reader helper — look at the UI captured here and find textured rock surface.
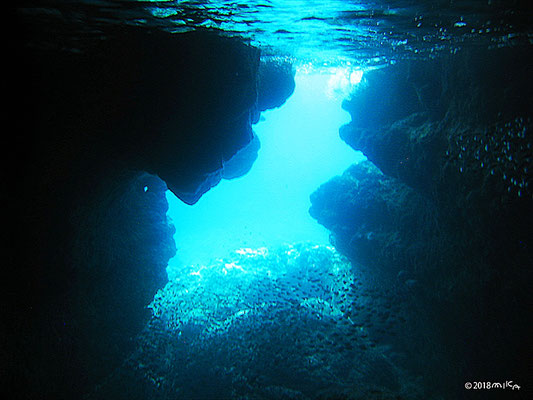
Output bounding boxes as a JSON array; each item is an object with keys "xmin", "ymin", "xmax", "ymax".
[
  {"xmin": 257, "ymin": 60, "xmax": 297, "ymax": 113},
  {"xmin": 310, "ymin": 161, "xmax": 440, "ymax": 278},
  {"xmin": 6, "ymin": 26, "xmax": 294, "ymax": 399},
  {"xmin": 310, "ymin": 47, "xmax": 533, "ymax": 396}
]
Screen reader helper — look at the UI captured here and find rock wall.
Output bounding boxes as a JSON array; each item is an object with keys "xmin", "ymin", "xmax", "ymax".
[
  {"xmin": 310, "ymin": 161, "xmax": 440, "ymax": 278},
  {"xmin": 310, "ymin": 47, "xmax": 532, "ymax": 396},
  {"xmin": 5, "ymin": 26, "xmax": 294, "ymax": 399}
]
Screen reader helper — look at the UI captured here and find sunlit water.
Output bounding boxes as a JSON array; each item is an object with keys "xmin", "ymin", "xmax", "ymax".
[
  {"xmin": 19, "ymin": 0, "xmax": 531, "ymax": 66},
  {"xmin": 166, "ymin": 70, "xmax": 366, "ymax": 274}
]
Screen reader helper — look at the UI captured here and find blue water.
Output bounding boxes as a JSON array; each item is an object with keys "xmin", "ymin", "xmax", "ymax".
[
  {"xmin": 166, "ymin": 69, "xmax": 366, "ymax": 274},
  {"xmin": 23, "ymin": 1, "xmax": 525, "ymax": 69}
]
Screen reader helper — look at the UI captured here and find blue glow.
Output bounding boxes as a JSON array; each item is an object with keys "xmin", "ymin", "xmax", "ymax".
[{"xmin": 166, "ymin": 70, "xmax": 365, "ymax": 275}]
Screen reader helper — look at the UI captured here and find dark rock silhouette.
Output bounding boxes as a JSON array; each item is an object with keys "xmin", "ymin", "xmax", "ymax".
[
  {"xmin": 222, "ymin": 134, "xmax": 261, "ymax": 180},
  {"xmin": 310, "ymin": 47, "xmax": 533, "ymax": 396},
  {"xmin": 6, "ymin": 25, "xmax": 294, "ymax": 399}
]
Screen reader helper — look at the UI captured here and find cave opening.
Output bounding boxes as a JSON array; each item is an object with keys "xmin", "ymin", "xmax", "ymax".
[{"xmin": 165, "ymin": 67, "xmax": 365, "ymax": 274}]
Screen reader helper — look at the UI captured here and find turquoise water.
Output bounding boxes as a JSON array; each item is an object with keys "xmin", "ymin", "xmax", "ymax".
[
  {"xmin": 142, "ymin": 0, "xmax": 529, "ymax": 64},
  {"xmin": 21, "ymin": 1, "xmax": 526, "ymax": 67},
  {"xmin": 166, "ymin": 70, "xmax": 366, "ymax": 273}
]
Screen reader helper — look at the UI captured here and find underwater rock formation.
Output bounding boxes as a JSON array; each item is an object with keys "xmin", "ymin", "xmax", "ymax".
[
  {"xmin": 222, "ymin": 134, "xmax": 262, "ymax": 180},
  {"xmin": 6, "ymin": 168, "xmax": 175, "ymax": 399},
  {"xmin": 340, "ymin": 48, "xmax": 532, "ymax": 199},
  {"xmin": 310, "ymin": 47, "xmax": 533, "ymax": 394},
  {"xmin": 256, "ymin": 59, "xmax": 297, "ymax": 114},
  {"xmin": 7, "ymin": 26, "xmax": 294, "ymax": 399},
  {"xmin": 310, "ymin": 161, "xmax": 440, "ymax": 278}
]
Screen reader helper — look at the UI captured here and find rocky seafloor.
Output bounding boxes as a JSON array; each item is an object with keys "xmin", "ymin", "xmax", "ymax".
[{"xmin": 87, "ymin": 244, "xmax": 423, "ymax": 400}]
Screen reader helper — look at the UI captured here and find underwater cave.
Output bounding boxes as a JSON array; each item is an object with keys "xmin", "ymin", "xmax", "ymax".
[{"xmin": 7, "ymin": 1, "xmax": 533, "ymax": 399}]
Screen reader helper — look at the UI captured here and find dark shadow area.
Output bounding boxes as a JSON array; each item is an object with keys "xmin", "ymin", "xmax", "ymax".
[
  {"xmin": 311, "ymin": 47, "xmax": 533, "ymax": 398},
  {"xmin": 5, "ymin": 22, "xmax": 293, "ymax": 399}
]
